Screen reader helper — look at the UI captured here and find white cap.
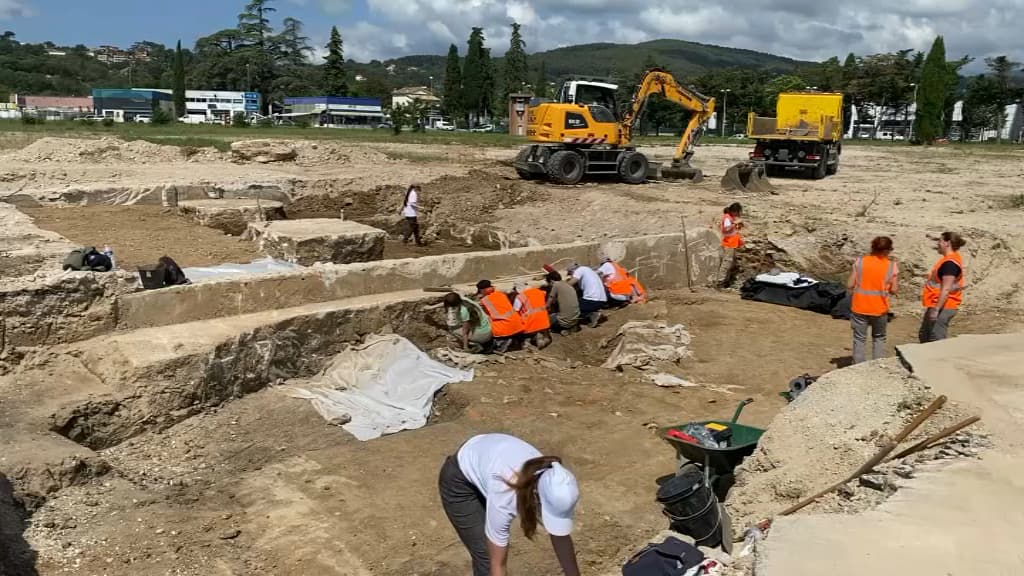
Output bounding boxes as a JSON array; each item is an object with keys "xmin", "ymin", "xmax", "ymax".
[
  {"xmin": 513, "ymin": 280, "xmax": 527, "ymax": 292},
  {"xmin": 538, "ymin": 462, "xmax": 579, "ymax": 537}
]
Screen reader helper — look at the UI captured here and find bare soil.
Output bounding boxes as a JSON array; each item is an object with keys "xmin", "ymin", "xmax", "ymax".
[{"xmin": 21, "ymin": 205, "xmax": 263, "ymax": 270}]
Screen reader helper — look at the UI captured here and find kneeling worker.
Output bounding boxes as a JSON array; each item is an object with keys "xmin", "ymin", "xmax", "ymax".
[
  {"xmin": 566, "ymin": 262, "xmax": 606, "ymax": 328},
  {"xmin": 545, "ymin": 270, "xmax": 580, "ymax": 333},
  {"xmin": 512, "ymin": 281, "xmax": 552, "ymax": 349},
  {"xmin": 476, "ymin": 280, "xmax": 524, "ymax": 352},
  {"xmin": 597, "ymin": 257, "xmax": 647, "ymax": 305},
  {"xmin": 443, "ymin": 292, "xmax": 492, "ymax": 353}
]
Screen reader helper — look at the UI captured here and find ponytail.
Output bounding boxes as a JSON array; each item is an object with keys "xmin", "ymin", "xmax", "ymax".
[{"xmin": 505, "ymin": 455, "xmax": 562, "ymax": 540}]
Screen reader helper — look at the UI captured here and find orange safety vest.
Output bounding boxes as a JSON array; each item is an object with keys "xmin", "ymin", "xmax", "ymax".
[
  {"xmin": 480, "ymin": 292, "xmax": 524, "ymax": 338},
  {"xmin": 516, "ymin": 287, "xmax": 551, "ymax": 334},
  {"xmin": 850, "ymin": 255, "xmax": 895, "ymax": 316},
  {"xmin": 921, "ymin": 252, "xmax": 965, "ymax": 310},
  {"xmin": 603, "ymin": 262, "xmax": 635, "ymax": 297},
  {"xmin": 720, "ymin": 215, "xmax": 743, "ymax": 249}
]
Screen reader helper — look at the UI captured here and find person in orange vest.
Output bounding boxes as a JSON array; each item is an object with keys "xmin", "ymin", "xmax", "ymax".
[
  {"xmin": 511, "ymin": 281, "xmax": 552, "ymax": 349},
  {"xmin": 920, "ymin": 231, "xmax": 966, "ymax": 343},
  {"xmin": 597, "ymin": 257, "xmax": 647, "ymax": 305},
  {"xmin": 846, "ymin": 236, "xmax": 899, "ymax": 364},
  {"xmin": 476, "ymin": 280, "xmax": 524, "ymax": 353},
  {"xmin": 715, "ymin": 203, "xmax": 744, "ymax": 288}
]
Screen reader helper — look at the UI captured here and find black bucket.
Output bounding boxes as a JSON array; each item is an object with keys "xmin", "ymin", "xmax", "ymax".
[
  {"xmin": 137, "ymin": 264, "xmax": 166, "ymax": 290},
  {"xmin": 656, "ymin": 466, "xmax": 722, "ymax": 548}
]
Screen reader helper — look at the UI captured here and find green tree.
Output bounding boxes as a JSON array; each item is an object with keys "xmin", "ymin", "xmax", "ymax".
[
  {"xmin": 962, "ymin": 75, "xmax": 1003, "ymax": 140},
  {"xmin": 172, "ymin": 40, "xmax": 186, "ymax": 118},
  {"xmin": 984, "ymin": 55, "xmax": 1022, "ymax": 140},
  {"xmin": 533, "ymin": 60, "xmax": 549, "ymax": 98},
  {"xmin": 323, "ymin": 26, "xmax": 348, "ymax": 96},
  {"xmin": 272, "ymin": 17, "xmax": 314, "ymax": 98},
  {"xmin": 442, "ymin": 44, "xmax": 462, "ymax": 120},
  {"xmin": 480, "ymin": 47, "xmax": 497, "ymax": 121},
  {"xmin": 502, "ymin": 23, "xmax": 528, "ymax": 104},
  {"xmin": 238, "ymin": 0, "xmax": 277, "ymax": 113},
  {"xmin": 913, "ymin": 36, "xmax": 948, "ymax": 144},
  {"xmin": 461, "ymin": 27, "xmax": 487, "ymax": 125}
]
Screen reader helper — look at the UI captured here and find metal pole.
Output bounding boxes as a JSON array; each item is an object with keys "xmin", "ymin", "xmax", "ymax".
[
  {"xmin": 721, "ymin": 90, "xmax": 728, "ymax": 138},
  {"xmin": 908, "ymin": 83, "xmax": 918, "ymax": 141}
]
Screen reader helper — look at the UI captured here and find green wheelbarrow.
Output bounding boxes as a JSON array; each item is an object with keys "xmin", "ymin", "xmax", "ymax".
[{"xmin": 658, "ymin": 399, "xmax": 766, "ymax": 498}]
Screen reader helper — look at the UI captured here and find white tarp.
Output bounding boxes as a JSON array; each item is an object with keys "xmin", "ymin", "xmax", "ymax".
[
  {"xmin": 753, "ymin": 271, "xmax": 819, "ymax": 288},
  {"xmin": 601, "ymin": 321, "xmax": 692, "ymax": 370},
  {"xmin": 280, "ymin": 334, "xmax": 474, "ymax": 441},
  {"xmin": 182, "ymin": 256, "xmax": 302, "ymax": 283}
]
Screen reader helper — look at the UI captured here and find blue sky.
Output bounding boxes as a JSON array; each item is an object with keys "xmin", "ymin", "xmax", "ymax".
[{"xmin": 1, "ymin": 0, "xmax": 1021, "ymax": 67}]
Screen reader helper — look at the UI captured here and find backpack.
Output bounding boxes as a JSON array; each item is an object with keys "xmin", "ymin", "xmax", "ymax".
[
  {"xmin": 622, "ymin": 537, "xmax": 704, "ymax": 576},
  {"xmin": 158, "ymin": 256, "xmax": 190, "ymax": 286},
  {"xmin": 63, "ymin": 247, "xmax": 112, "ymax": 272}
]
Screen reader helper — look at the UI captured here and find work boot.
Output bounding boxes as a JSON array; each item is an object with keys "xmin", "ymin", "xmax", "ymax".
[{"xmin": 588, "ymin": 311, "xmax": 601, "ymax": 328}]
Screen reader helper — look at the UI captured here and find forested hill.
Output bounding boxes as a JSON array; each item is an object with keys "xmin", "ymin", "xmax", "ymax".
[{"xmin": 0, "ymin": 30, "xmax": 802, "ymax": 99}]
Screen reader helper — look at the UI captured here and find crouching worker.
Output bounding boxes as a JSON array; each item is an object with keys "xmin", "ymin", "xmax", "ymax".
[
  {"xmin": 545, "ymin": 270, "xmax": 581, "ymax": 333},
  {"xmin": 476, "ymin": 280, "xmax": 524, "ymax": 353},
  {"xmin": 438, "ymin": 433, "xmax": 582, "ymax": 576},
  {"xmin": 598, "ymin": 257, "xmax": 647, "ymax": 305},
  {"xmin": 443, "ymin": 292, "xmax": 492, "ymax": 353},
  {"xmin": 512, "ymin": 281, "xmax": 552, "ymax": 349}
]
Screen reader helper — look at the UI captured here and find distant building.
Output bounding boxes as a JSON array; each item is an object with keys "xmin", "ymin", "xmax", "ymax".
[
  {"xmin": 92, "ymin": 88, "xmax": 173, "ymax": 122},
  {"xmin": 283, "ymin": 96, "xmax": 385, "ymax": 128},
  {"xmin": 144, "ymin": 89, "xmax": 260, "ymax": 122},
  {"xmin": 391, "ymin": 86, "xmax": 442, "ymax": 127},
  {"xmin": 9, "ymin": 94, "xmax": 93, "ymax": 120},
  {"xmin": 92, "ymin": 44, "xmax": 149, "ymax": 64}
]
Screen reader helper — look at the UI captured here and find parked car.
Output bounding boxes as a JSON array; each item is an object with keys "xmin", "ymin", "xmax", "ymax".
[
  {"xmin": 730, "ymin": 133, "xmax": 747, "ymax": 139},
  {"xmin": 435, "ymin": 120, "xmax": 456, "ymax": 131},
  {"xmin": 76, "ymin": 115, "xmax": 105, "ymax": 121},
  {"xmin": 470, "ymin": 124, "xmax": 494, "ymax": 133},
  {"xmin": 134, "ymin": 116, "xmax": 152, "ymax": 124}
]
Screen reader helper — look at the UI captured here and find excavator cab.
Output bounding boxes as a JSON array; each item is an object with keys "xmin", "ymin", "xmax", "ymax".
[{"xmin": 558, "ymin": 79, "xmax": 620, "ymax": 118}]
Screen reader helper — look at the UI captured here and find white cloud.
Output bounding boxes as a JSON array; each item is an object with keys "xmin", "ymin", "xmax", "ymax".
[
  {"xmin": 323, "ymin": 0, "xmax": 1024, "ymax": 69},
  {"xmin": 319, "ymin": 0, "xmax": 352, "ymax": 14},
  {"xmin": 0, "ymin": 0, "xmax": 33, "ymax": 19}
]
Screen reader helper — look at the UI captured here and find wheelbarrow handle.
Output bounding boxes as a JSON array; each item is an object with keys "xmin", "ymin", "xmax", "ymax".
[{"xmin": 730, "ymin": 398, "xmax": 755, "ymax": 424}]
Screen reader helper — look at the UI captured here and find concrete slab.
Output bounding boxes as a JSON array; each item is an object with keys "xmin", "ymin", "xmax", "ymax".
[
  {"xmin": 177, "ymin": 198, "xmax": 286, "ymax": 235},
  {"xmin": 248, "ymin": 218, "xmax": 386, "ymax": 265},
  {"xmin": 758, "ymin": 333, "xmax": 1024, "ymax": 576}
]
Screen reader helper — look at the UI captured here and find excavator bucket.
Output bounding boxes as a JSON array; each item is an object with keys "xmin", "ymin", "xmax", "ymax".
[
  {"xmin": 721, "ymin": 162, "xmax": 775, "ymax": 194},
  {"xmin": 658, "ymin": 160, "xmax": 704, "ymax": 183}
]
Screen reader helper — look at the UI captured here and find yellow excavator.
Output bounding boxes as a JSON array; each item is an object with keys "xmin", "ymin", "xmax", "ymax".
[{"xmin": 514, "ymin": 68, "xmax": 715, "ymax": 185}]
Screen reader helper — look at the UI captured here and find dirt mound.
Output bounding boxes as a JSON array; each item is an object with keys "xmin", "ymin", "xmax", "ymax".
[
  {"xmin": 6, "ymin": 137, "xmax": 192, "ymax": 164},
  {"xmin": 725, "ymin": 358, "xmax": 975, "ymax": 533}
]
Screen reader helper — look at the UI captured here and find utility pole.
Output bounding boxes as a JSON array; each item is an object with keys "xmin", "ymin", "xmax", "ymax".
[
  {"xmin": 720, "ymin": 89, "xmax": 731, "ymax": 138},
  {"xmin": 907, "ymin": 83, "xmax": 918, "ymax": 141},
  {"xmin": 429, "ymin": 76, "xmax": 434, "ymax": 93}
]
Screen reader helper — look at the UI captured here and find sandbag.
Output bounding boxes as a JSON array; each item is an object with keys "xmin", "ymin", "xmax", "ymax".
[
  {"xmin": 740, "ymin": 277, "xmax": 850, "ymax": 319},
  {"xmin": 622, "ymin": 536, "xmax": 704, "ymax": 576}
]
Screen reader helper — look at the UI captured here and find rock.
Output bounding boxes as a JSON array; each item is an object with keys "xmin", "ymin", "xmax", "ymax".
[
  {"xmin": 178, "ymin": 199, "xmax": 286, "ymax": 236},
  {"xmin": 230, "ymin": 140, "xmax": 297, "ymax": 163},
  {"xmin": 218, "ymin": 529, "xmax": 242, "ymax": 540},
  {"xmin": 858, "ymin": 474, "xmax": 892, "ymax": 492},
  {"xmin": 893, "ymin": 465, "xmax": 916, "ymax": 479},
  {"xmin": 246, "ymin": 219, "xmax": 386, "ymax": 265},
  {"xmin": 837, "ymin": 483, "xmax": 856, "ymax": 498}
]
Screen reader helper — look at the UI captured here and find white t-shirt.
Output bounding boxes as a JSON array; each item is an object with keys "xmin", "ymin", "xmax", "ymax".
[
  {"xmin": 457, "ymin": 433, "xmax": 543, "ymax": 547},
  {"xmin": 573, "ymin": 266, "xmax": 607, "ymax": 302},
  {"xmin": 721, "ymin": 214, "xmax": 735, "ymax": 234},
  {"xmin": 597, "ymin": 262, "xmax": 616, "ymax": 278},
  {"xmin": 402, "ymin": 189, "xmax": 418, "ymax": 218}
]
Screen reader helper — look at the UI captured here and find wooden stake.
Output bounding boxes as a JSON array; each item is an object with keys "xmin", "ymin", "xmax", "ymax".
[{"xmin": 680, "ymin": 216, "xmax": 694, "ymax": 292}]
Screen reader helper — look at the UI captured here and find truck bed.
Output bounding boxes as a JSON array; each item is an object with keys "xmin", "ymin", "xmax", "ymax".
[{"xmin": 748, "ymin": 115, "xmax": 838, "ymax": 141}]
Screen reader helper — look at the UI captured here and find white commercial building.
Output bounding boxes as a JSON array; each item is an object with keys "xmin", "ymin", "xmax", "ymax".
[{"xmin": 144, "ymin": 89, "xmax": 261, "ymax": 123}]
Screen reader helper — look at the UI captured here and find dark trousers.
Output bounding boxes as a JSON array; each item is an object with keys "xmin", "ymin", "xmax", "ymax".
[
  {"xmin": 439, "ymin": 455, "xmax": 490, "ymax": 576},
  {"xmin": 403, "ymin": 216, "xmax": 422, "ymax": 245}
]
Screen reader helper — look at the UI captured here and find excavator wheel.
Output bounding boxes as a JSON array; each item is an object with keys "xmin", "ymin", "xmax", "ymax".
[
  {"xmin": 546, "ymin": 150, "xmax": 585, "ymax": 185},
  {"xmin": 514, "ymin": 147, "xmax": 536, "ymax": 180},
  {"xmin": 617, "ymin": 151, "xmax": 649, "ymax": 184},
  {"xmin": 721, "ymin": 162, "xmax": 775, "ymax": 194}
]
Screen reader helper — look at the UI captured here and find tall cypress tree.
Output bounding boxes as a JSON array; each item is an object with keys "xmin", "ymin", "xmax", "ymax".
[
  {"xmin": 442, "ymin": 44, "xmax": 462, "ymax": 119},
  {"xmin": 324, "ymin": 26, "xmax": 348, "ymax": 96},
  {"xmin": 914, "ymin": 36, "xmax": 947, "ymax": 144},
  {"xmin": 461, "ymin": 27, "xmax": 486, "ymax": 124},
  {"xmin": 533, "ymin": 60, "xmax": 548, "ymax": 98},
  {"xmin": 503, "ymin": 23, "xmax": 528, "ymax": 104},
  {"xmin": 172, "ymin": 40, "xmax": 186, "ymax": 118}
]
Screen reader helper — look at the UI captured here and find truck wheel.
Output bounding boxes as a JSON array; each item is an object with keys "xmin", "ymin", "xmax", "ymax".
[
  {"xmin": 617, "ymin": 151, "xmax": 649, "ymax": 184},
  {"xmin": 514, "ymin": 147, "xmax": 535, "ymax": 180},
  {"xmin": 810, "ymin": 157, "xmax": 827, "ymax": 180},
  {"xmin": 546, "ymin": 150, "xmax": 585, "ymax": 185},
  {"xmin": 826, "ymin": 155, "xmax": 839, "ymax": 175}
]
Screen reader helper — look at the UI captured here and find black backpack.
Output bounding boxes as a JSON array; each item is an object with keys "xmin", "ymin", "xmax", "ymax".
[
  {"xmin": 622, "ymin": 537, "xmax": 704, "ymax": 576},
  {"xmin": 63, "ymin": 247, "xmax": 112, "ymax": 272},
  {"xmin": 158, "ymin": 256, "xmax": 190, "ymax": 286}
]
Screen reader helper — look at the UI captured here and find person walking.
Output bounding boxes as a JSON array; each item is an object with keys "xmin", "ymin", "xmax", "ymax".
[
  {"xmin": 401, "ymin": 184, "xmax": 425, "ymax": 246},
  {"xmin": 438, "ymin": 433, "xmax": 581, "ymax": 576},
  {"xmin": 715, "ymin": 203, "xmax": 744, "ymax": 288},
  {"xmin": 846, "ymin": 236, "xmax": 899, "ymax": 363},
  {"xmin": 920, "ymin": 231, "xmax": 966, "ymax": 343}
]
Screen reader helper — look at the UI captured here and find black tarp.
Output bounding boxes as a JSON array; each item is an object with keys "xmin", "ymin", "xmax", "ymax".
[{"xmin": 740, "ymin": 278, "xmax": 851, "ymax": 319}]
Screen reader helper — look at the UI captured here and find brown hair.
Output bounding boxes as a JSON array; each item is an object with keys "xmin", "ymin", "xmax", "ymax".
[
  {"xmin": 505, "ymin": 456, "xmax": 562, "ymax": 540},
  {"xmin": 442, "ymin": 292, "xmax": 482, "ymax": 328},
  {"xmin": 870, "ymin": 236, "xmax": 893, "ymax": 255},
  {"xmin": 941, "ymin": 231, "xmax": 966, "ymax": 250},
  {"xmin": 724, "ymin": 202, "xmax": 742, "ymax": 216}
]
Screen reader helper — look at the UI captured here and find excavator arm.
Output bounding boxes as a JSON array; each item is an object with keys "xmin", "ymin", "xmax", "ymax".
[{"xmin": 621, "ymin": 69, "xmax": 716, "ymax": 169}]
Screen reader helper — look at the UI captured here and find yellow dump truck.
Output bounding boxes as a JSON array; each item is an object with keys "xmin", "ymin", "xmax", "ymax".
[{"xmin": 747, "ymin": 92, "xmax": 843, "ymax": 179}]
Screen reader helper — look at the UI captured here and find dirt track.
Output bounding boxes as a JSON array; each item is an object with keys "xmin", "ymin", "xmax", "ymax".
[{"xmin": 2, "ymin": 135, "xmax": 1023, "ymax": 575}]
